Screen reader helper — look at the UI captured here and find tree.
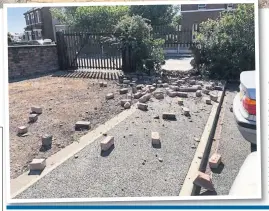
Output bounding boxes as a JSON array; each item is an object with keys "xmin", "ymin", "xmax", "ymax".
[
  {"xmin": 107, "ymin": 15, "xmax": 165, "ymax": 73},
  {"xmin": 191, "ymin": 4, "xmax": 255, "ymax": 80},
  {"xmin": 8, "ymin": 32, "xmax": 13, "ymax": 44},
  {"xmin": 51, "ymin": 6, "xmax": 129, "ymax": 32},
  {"xmin": 129, "ymin": 5, "xmax": 180, "ymax": 26}
]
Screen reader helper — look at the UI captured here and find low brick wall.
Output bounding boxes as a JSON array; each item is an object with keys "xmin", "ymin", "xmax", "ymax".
[{"xmin": 8, "ymin": 44, "xmax": 59, "ymax": 80}]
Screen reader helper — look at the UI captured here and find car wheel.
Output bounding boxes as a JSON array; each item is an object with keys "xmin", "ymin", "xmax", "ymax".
[{"xmin": 251, "ymin": 143, "xmax": 257, "ymax": 152}]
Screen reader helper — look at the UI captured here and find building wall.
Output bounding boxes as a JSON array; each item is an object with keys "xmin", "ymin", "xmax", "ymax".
[
  {"xmin": 181, "ymin": 10, "xmax": 222, "ymax": 30},
  {"xmin": 41, "ymin": 7, "xmax": 55, "ymax": 41},
  {"xmin": 181, "ymin": 4, "xmax": 226, "ymax": 11},
  {"xmin": 8, "ymin": 45, "xmax": 59, "ymax": 80}
]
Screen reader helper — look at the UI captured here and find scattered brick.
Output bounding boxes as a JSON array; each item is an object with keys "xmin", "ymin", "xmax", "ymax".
[
  {"xmin": 101, "ymin": 136, "xmax": 114, "ymax": 151},
  {"xmin": 31, "ymin": 106, "xmax": 42, "ymax": 114},
  {"xmin": 151, "ymin": 132, "xmax": 161, "ymax": 145},
  {"xmin": 190, "ymin": 80, "xmax": 196, "ymax": 85},
  {"xmin": 105, "ymin": 93, "xmax": 114, "ymax": 100},
  {"xmin": 134, "ymin": 92, "xmax": 143, "ymax": 99},
  {"xmin": 123, "ymin": 80, "xmax": 131, "ymax": 84},
  {"xmin": 183, "ymin": 107, "xmax": 190, "ymax": 116},
  {"xmin": 177, "ymin": 92, "xmax": 188, "ymax": 98},
  {"xmin": 167, "ymin": 90, "xmax": 177, "ymax": 97},
  {"xmin": 120, "ymin": 99, "xmax": 131, "ymax": 107},
  {"xmin": 202, "ymin": 89, "xmax": 210, "ymax": 95},
  {"xmin": 99, "ymin": 82, "xmax": 104, "ymax": 87},
  {"xmin": 162, "ymin": 112, "xmax": 176, "ymax": 120},
  {"xmin": 205, "ymin": 98, "xmax": 211, "ymax": 105},
  {"xmin": 210, "ymin": 93, "xmax": 218, "ymax": 102},
  {"xmin": 205, "ymin": 85, "xmax": 213, "ymax": 90},
  {"xmin": 196, "ymin": 90, "xmax": 202, "ymax": 97},
  {"xmin": 103, "ymin": 82, "xmax": 108, "ymax": 87},
  {"xmin": 75, "ymin": 121, "xmax": 91, "ymax": 130},
  {"xmin": 170, "ymin": 85, "xmax": 179, "ymax": 91},
  {"xmin": 178, "ymin": 98, "xmax": 184, "ymax": 105},
  {"xmin": 29, "ymin": 114, "xmax": 38, "ymax": 123},
  {"xmin": 124, "ymin": 102, "xmax": 131, "ymax": 109},
  {"xmin": 179, "ymin": 87, "xmax": 198, "ymax": 92},
  {"xmin": 163, "ymin": 83, "xmax": 169, "ymax": 88},
  {"xmin": 193, "ymin": 171, "xmax": 215, "ymax": 191},
  {"xmin": 119, "ymin": 88, "xmax": 128, "ymax": 94},
  {"xmin": 153, "ymin": 91, "xmax": 164, "ymax": 99},
  {"xmin": 29, "ymin": 158, "xmax": 46, "ymax": 171},
  {"xmin": 209, "ymin": 153, "xmax": 222, "ymax": 169},
  {"xmin": 42, "ymin": 134, "xmax": 53, "ymax": 147},
  {"xmin": 136, "ymin": 84, "xmax": 144, "ymax": 90},
  {"xmin": 17, "ymin": 126, "xmax": 28, "ymax": 135},
  {"xmin": 137, "ymin": 103, "xmax": 148, "ymax": 111},
  {"xmin": 139, "ymin": 93, "xmax": 151, "ymax": 103}
]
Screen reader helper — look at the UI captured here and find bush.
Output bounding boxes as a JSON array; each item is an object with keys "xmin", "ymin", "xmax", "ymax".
[
  {"xmin": 108, "ymin": 15, "xmax": 165, "ymax": 74},
  {"xmin": 191, "ymin": 4, "xmax": 255, "ymax": 80}
]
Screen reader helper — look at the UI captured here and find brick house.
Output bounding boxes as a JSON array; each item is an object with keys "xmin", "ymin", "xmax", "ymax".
[
  {"xmin": 181, "ymin": 4, "xmax": 237, "ymax": 41},
  {"xmin": 24, "ymin": 7, "xmax": 60, "ymax": 41}
]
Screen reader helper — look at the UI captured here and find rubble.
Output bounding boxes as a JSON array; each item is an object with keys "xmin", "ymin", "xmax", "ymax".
[
  {"xmin": 153, "ymin": 91, "xmax": 164, "ymax": 100},
  {"xmin": 210, "ymin": 93, "xmax": 218, "ymax": 102},
  {"xmin": 119, "ymin": 88, "xmax": 128, "ymax": 94},
  {"xmin": 105, "ymin": 93, "xmax": 114, "ymax": 100},
  {"xmin": 120, "ymin": 99, "xmax": 132, "ymax": 107},
  {"xmin": 178, "ymin": 98, "xmax": 184, "ymax": 105},
  {"xmin": 137, "ymin": 103, "xmax": 148, "ymax": 111},
  {"xmin": 196, "ymin": 90, "xmax": 202, "ymax": 97},
  {"xmin": 124, "ymin": 102, "xmax": 131, "ymax": 109},
  {"xmin": 177, "ymin": 92, "xmax": 188, "ymax": 98}
]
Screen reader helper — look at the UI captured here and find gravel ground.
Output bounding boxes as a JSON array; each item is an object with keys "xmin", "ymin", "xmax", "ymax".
[
  {"xmin": 16, "ymin": 91, "xmax": 212, "ymax": 199},
  {"xmin": 202, "ymin": 84, "xmax": 251, "ymax": 196},
  {"xmin": 9, "ymin": 74, "xmax": 129, "ymax": 179}
]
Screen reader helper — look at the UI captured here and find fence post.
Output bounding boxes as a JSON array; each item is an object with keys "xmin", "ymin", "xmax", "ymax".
[{"xmin": 56, "ymin": 31, "xmax": 64, "ymax": 70}]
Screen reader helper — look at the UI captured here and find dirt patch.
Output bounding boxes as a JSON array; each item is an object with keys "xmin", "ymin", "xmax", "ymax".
[{"xmin": 9, "ymin": 74, "xmax": 128, "ymax": 179}]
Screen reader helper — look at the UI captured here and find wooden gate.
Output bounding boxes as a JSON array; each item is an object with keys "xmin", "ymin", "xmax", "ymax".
[{"xmin": 56, "ymin": 31, "xmax": 123, "ymax": 70}]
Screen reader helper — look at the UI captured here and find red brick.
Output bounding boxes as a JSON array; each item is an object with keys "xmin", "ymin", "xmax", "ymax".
[
  {"xmin": 193, "ymin": 171, "xmax": 215, "ymax": 191},
  {"xmin": 209, "ymin": 153, "xmax": 221, "ymax": 169}
]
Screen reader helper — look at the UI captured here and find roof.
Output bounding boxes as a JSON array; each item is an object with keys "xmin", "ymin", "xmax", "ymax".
[{"xmin": 23, "ymin": 7, "xmax": 44, "ymax": 15}]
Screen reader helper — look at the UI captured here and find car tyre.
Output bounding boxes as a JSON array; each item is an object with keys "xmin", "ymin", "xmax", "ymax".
[{"xmin": 251, "ymin": 143, "xmax": 257, "ymax": 152}]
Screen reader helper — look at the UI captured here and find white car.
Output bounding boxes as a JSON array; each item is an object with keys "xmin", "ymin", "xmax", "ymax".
[
  {"xmin": 229, "ymin": 152, "xmax": 260, "ymax": 198},
  {"xmin": 233, "ymin": 71, "xmax": 256, "ymax": 151}
]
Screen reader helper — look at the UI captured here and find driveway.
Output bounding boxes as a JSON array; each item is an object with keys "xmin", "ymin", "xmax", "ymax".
[
  {"xmin": 202, "ymin": 84, "xmax": 251, "ymax": 195},
  {"xmin": 15, "ymin": 91, "xmax": 213, "ymax": 199}
]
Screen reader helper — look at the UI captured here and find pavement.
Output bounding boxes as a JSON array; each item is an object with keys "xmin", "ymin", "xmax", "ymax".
[
  {"xmin": 162, "ymin": 58, "xmax": 193, "ymax": 72},
  {"xmin": 15, "ymin": 92, "xmax": 212, "ymax": 199},
  {"xmin": 203, "ymin": 84, "xmax": 251, "ymax": 195}
]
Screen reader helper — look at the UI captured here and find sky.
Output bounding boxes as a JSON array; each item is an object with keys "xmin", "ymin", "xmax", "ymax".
[{"xmin": 7, "ymin": 7, "xmax": 31, "ymax": 33}]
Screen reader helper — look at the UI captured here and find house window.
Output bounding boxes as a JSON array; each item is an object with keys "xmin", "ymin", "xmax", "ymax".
[
  {"xmin": 198, "ymin": 4, "xmax": 206, "ymax": 10},
  {"xmin": 25, "ymin": 15, "xmax": 28, "ymax": 25},
  {"xmin": 31, "ymin": 13, "xmax": 34, "ymax": 24},
  {"xmin": 227, "ymin": 4, "xmax": 233, "ymax": 10},
  {"xmin": 36, "ymin": 10, "xmax": 40, "ymax": 23}
]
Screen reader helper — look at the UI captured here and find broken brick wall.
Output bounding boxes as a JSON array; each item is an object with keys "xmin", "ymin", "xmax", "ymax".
[{"xmin": 8, "ymin": 45, "xmax": 59, "ymax": 80}]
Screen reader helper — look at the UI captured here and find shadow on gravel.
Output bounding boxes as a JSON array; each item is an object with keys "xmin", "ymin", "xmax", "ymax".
[
  {"xmin": 101, "ymin": 145, "xmax": 115, "ymax": 157},
  {"xmin": 199, "ymin": 190, "xmax": 218, "ymax": 196},
  {"xmin": 39, "ymin": 145, "xmax": 52, "ymax": 152},
  {"xmin": 152, "ymin": 143, "xmax": 162, "ymax": 149},
  {"xmin": 211, "ymin": 162, "xmax": 225, "ymax": 174},
  {"xmin": 28, "ymin": 169, "xmax": 44, "ymax": 176}
]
